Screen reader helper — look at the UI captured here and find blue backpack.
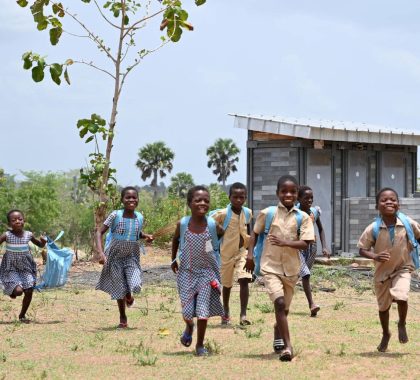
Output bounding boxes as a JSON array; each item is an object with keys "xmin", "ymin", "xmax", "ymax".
[
  {"xmin": 296, "ymin": 203, "xmax": 320, "ymax": 222},
  {"xmin": 254, "ymin": 206, "xmax": 303, "ymax": 276},
  {"xmin": 104, "ymin": 210, "xmax": 144, "ymax": 250},
  {"xmin": 372, "ymin": 211, "xmax": 419, "ymax": 269},
  {"xmin": 178, "ymin": 216, "xmax": 221, "ymax": 267}
]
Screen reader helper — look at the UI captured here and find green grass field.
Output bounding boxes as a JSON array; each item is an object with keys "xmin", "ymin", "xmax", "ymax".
[{"xmin": 1, "ymin": 259, "xmax": 419, "ymax": 380}]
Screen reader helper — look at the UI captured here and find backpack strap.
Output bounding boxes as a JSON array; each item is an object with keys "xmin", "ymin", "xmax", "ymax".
[
  {"xmin": 242, "ymin": 206, "xmax": 252, "ymax": 225},
  {"xmin": 223, "ymin": 205, "xmax": 232, "ymax": 231},
  {"xmin": 310, "ymin": 206, "xmax": 319, "ymax": 222},
  {"xmin": 294, "ymin": 209, "xmax": 303, "ymax": 237},
  {"xmin": 264, "ymin": 206, "xmax": 277, "ymax": 234},
  {"xmin": 372, "ymin": 216, "xmax": 382, "ymax": 241},
  {"xmin": 396, "ymin": 212, "xmax": 419, "ymax": 269},
  {"xmin": 179, "ymin": 216, "xmax": 190, "ymax": 251},
  {"xmin": 206, "ymin": 216, "xmax": 220, "ymax": 252}
]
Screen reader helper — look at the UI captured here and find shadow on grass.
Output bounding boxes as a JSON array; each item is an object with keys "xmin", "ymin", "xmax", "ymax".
[
  {"xmin": 240, "ymin": 353, "xmax": 279, "ymax": 361},
  {"xmin": 162, "ymin": 351, "xmax": 193, "ymax": 357},
  {"xmin": 290, "ymin": 311, "xmax": 310, "ymax": 317},
  {"xmin": 0, "ymin": 320, "xmax": 63, "ymax": 325},
  {"xmin": 358, "ymin": 351, "xmax": 410, "ymax": 359},
  {"xmin": 207, "ymin": 324, "xmax": 234, "ymax": 330},
  {"xmin": 94, "ymin": 326, "xmax": 137, "ymax": 332}
]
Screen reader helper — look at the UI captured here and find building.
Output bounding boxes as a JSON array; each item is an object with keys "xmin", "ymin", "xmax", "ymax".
[{"xmin": 233, "ymin": 114, "xmax": 420, "ymax": 254}]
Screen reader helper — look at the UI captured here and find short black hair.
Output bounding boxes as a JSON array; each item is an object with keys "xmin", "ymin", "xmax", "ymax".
[
  {"xmin": 298, "ymin": 185, "xmax": 313, "ymax": 199},
  {"xmin": 7, "ymin": 209, "xmax": 24, "ymax": 223},
  {"xmin": 187, "ymin": 185, "xmax": 209, "ymax": 204},
  {"xmin": 277, "ymin": 175, "xmax": 299, "ymax": 191},
  {"xmin": 120, "ymin": 186, "xmax": 139, "ymax": 201},
  {"xmin": 375, "ymin": 187, "xmax": 399, "ymax": 206},
  {"xmin": 229, "ymin": 182, "xmax": 247, "ymax": 196}
]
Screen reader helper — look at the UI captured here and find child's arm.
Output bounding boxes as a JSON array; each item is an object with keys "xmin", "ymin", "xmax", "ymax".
[
  {"xmin": 358, "ymin": 224, "xmax": 390, "ymax": 262},
  {"xmin": 0, "ymin": 233, "xmax": 6, "ymax": 245},
  {"xmin": 244, "ymin": 231, "xmax": 257, "ymax": 273},
  {"xmin": 359, "ymin": 248, "xmax": 390, "ymax": 262},
  {"xmin": 31, "ymin": 234, "xmax": 47, "ymax": 248},
  {"xmin": 96, "ymin": 225, "xmax": 109, "ymax": 265},
  {"xmin": 171, "ymin": 222, "xmax": 181, "ymax": 274},
  {"xmin": 140, "ymin": 231, "xmax": 154, "ymax": 243},
  {"xmin": 267, "ymin": 234, "xmax": 309, "ymax": 250},
  {"xmin": 216, "ymin": 223, "xmax": 224, "ymax": 239},
  {"xmin": 315, "ymin": 217, "xmax": 331, "ymax": 257}
]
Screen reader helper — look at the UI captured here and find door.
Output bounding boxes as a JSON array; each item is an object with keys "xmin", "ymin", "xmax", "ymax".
[
  {"xmin": 380, "ymin": 152, "xmax": 405, "ymax": 196},
  {"xmin": 348, "ymin": 150, "xmax": 367, "ymax": 197},
  {"xmin": 306, "ymin": 149, "xmax": 332, "ymax": 254}
]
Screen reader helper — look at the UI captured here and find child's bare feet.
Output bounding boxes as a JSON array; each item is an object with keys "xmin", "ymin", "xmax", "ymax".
[
  {"xmin": 377, "ymin": 332, "xmax": 391, "ymax": 352},
  {"xmin": 398, "ymin": 323, "xmax": 408, "ymax": 344}
]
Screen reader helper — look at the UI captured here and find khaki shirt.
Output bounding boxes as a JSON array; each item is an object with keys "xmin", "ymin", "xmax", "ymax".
[
  {"xmin": 211, "ymin": 207, "xmax": 252, "ymax": 259},
  {"xmin": 357, "ymin": 217, "xmax": 420, "ymax": 282},
  {"xmin": 254, "ymin": 202, "xmax": 314, "ymax": 277}
]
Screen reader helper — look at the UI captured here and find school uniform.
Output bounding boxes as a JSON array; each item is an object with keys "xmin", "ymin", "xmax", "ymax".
[
  {"xmin": 211, "ymin": 208, "xmax": 253, "ymax": 288},
  {"xmin": 357, "ymin": 217, "xmax": 420, "ymax": 311},
  {"xmin": 254, "ymin": 202, "xmax": 314, "ymax": 309}
]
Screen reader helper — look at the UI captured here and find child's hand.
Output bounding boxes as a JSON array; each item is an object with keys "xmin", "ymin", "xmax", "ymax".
[
  {"xmin": 244, "ymin": 257, "xmax": 255, "ymax": 273},
  {"xmin": 144, "ymin": 234, "xmax": 154, "ymax": 243},
  {"xmin": 98, "ymin": 253, "xmax": 107, "ymax": 265},
  {"xmin": 267, "ymin": 234, "xmax": 286, "ymax": 246},
  {"xmin": 322, "ymin": 248, "xmax": 331, "ymax": 258},
  {"xmin": 171, "ymin": 260, "xmax": 179, "ymax": 274},
  {"xmin": 375, "ymin": 251, "xmax": 391, "ymax": 262}
]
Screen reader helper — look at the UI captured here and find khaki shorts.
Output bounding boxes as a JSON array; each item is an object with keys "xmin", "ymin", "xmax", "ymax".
[
  {"xmin": 262, "ymin": 273, "xmax": 299, "ymax": 310},
  {"xmin": 375, "ymin": 271, "xmax": 411, "ymax": 312},
  {"xmin": 220, "ymin": 248, "xmax": 252, "ymax": 288}
]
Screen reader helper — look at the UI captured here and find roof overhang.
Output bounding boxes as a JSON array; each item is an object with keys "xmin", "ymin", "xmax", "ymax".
[{"xmin": 232, "ymin": 114, "xmax": 420, "ymax": 146}]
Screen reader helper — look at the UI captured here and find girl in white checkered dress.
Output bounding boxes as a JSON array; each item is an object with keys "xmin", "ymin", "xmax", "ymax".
[
  {"xmin": 96, "ymin": 187, "xmax": 153, "ymax": 328},
  {"xmin": 298, "ymin": 186, "xmax": 331, "ymax": 317},
  {"xmin": 0, "ymin": 210, "xmax": 46, "ymax": 323},
  {"xmin": 171, "ymin": 186, "xmax": 224, "ymax": 356}
]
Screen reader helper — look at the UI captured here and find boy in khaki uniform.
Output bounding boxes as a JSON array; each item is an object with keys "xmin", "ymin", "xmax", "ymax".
[
  {"xmin": 211, "ymin": 183, "xmax": 253, "ymax": 325},
  {"xmin": 358, "ymin": 187, "xmax": 420, "ymax": 352},
  {"xmin": 245, "ymin": 175, "xmax": 314, "ymax": 361}
]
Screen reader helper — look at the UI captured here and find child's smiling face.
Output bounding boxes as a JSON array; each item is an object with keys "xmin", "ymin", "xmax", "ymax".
[
  {"xmin": 277, "ymin": 181, "xmax": 298, "ymax": 210},
  {"xmin": 8, "ymin": 211, "xmax": 24, "ymax": 232},
  {"xmin": 189, "ymin": 190, "xmax": 210, "ymax": 216},
  {"xmin": 377, "ymin": 190, "xmax": 399, "ymax": 217},
  {"xmin": 122, "ymin": 189, "xmax": 139, "ymax": 211},
  {"xmin": 299, "ymin": 190, "xmax": 313, "ymax": 211}
]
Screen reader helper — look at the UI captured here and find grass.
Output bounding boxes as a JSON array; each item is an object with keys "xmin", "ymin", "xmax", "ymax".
[{"xmin": 0, "ymin": 259, "xmax": 420, "ymax": 379}]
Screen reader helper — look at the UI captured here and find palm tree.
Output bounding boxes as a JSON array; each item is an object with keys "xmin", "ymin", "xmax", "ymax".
[
  {"xmin": 136, "ymin": 141, "xmax": 174, "ymax": 199},
  {"xmin": 168, "ymin": 172, "xmax": 195, "ymax": 199},
  {"xmin": 206, "ymin": 138, "xmax": 240, "ymax": 186}
]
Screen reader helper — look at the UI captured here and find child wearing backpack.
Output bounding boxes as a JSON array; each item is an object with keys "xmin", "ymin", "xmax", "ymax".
[
  {"xmin": 358, "ymin": 187, "xmax": 420, "ymax": 352},
  {"xmin": 171, "ymin": 186, "xmax": 224, "ymax": 356},
  {"xmin": 297, "ymin": 185, "xmax": 331, "ymax": 317},
  {"xmin": 245, "ymin": 175, "xmax": 314, "ymax": 361},
  {"xmin": 96, "ymin": 186, "xmax": 153, "ymax": 328},
  {"xmin": 0, "ymin": 209, "xmax": 46, "ymax": 323},
  {"xmin": 210, "ymin": 182, "xmax": 253, "ymax": 326}
]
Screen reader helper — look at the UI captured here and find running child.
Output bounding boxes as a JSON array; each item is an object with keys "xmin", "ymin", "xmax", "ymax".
[
  {"xmin": 96, "ymin": 186, "xmax": 153, "ymax": 328},
  {"xmin": 358, "ymin": 187, "xmax": 420, "ymax": 352},
  {"xmin": 297, "ymin": 185, "xmax": 330, "ymax": 317},
  {"xmin": 171, "ymin": 186, "xmax": 224, "ymax": 356},
  {"xmin": 0, "ymin": 209, "xmax": 46, "ymax": 323},
  {"xmin": 210, "ymin": 182, "xmax": 253, "ymax": 326},
  {"xmin": 245, "ymin": 175, "xmax": 314, "ymax": 361}
]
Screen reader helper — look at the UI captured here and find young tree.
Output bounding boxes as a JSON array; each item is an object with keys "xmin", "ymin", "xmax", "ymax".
[
  {"xmin": 168, "ymin": 171, "xmax": 194, "ymax": 198},
  {"xmin": 136, "ymin": 141, "xmax": 174, "ymax": 199},
  {"xmin": 206, "ymin": 138, "xmax": 240, "ymax": 186},
  {"xmin": 16, "ymin": 0, "xmax": 206, "ymax": 232}
]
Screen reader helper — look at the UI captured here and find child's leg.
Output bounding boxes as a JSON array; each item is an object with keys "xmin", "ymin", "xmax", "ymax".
[
  {"xmin": 11, "ymin": 285, "xmax": 24, "ymax": 299},
  {"xmin": 222, "ymin": 286, "xmax": 232, "ymax": 318},
  {"xmin": 238, "ymin": 278, "xmax": 250, "ymax": 323},
  {"xmin": 396, "ymin": 300, "xmax": 408, "ymax": 344},
  {"xmin": 274, "ymin": 297, "xmax": 291, "ymax": 350},
  {"xmin": 377, "ymin": 307, "xmax": 391, "ymax": 352},
  {"xmin": 19, "ymin": 288, "xmax": 33, "ymax": 321},
  {"xmin": 302, "ymin": 275, "xmax": 320, "ymax": 316},
  {"xmin": 196, "ymin": 319, "xmax": 208, "ymax": 350},
  {"xmin": 117, "ymin": 299, "xmax": 127, "ymax": 326}
]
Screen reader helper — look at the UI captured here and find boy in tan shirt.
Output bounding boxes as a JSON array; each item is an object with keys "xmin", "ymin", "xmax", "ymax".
[
  {"xmin": 245, "ymin": 175, "xmax": 314, "ymax": 361},
  {"xmin": 358, "ymin": 187, "xmax": 420, "ymax": 352},
  {"xmin": 211, "ymin": 183, "xmax": 253, "ymax": 325}
]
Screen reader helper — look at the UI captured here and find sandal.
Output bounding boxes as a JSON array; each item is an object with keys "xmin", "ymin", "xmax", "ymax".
[
  {"xmin": 19, "ymin": 317, "xmax": 31, "ymax": 324},
  {"xmin": 310, "ymin": 305, "xmax": 320, "ymax": 317},
  {"xmin": 195, "ymin": 347, "xmax": 209, "ymax": 357},
  {"xmin": 273, "ymin": 339, "xmax": 285, "ymax": 353},
  {"xmin": 279, "ymin": 348, "xmax": 293, "ymax": 362},
  {"xmin": 240, "ymin": 318, "xmax": 251, "ymax": 326},
  {"xmin": 125, "ymin": 296, "xmax": 135, "ymax": 308},
  {"xmin": 221, "ymin": 315, "xmax": 231, "ymax": 325},
  {"xmin": 180, "ymin": 331, "xmax": 193, "ymax": 347},
  {"xmin": 117, "ymin": 322, "xmax": 128, "ymax": 329}
]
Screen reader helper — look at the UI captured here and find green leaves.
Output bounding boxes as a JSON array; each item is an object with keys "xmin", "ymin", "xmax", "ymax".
[
  {"xmin": 29, "ymin": 0, "xmax": 64, "ymax": 45},
  {"xmin": 77, "ymin": 114, "xmax": 108, "ymax": 143},
  {"xmin": 49, "ymin": 63, "xmax": 63, "ymax": 85},
  {"xmin": 49, "ymin": 26, "xmax": 62, "ymax": 45},
  {"xmin": 195, "ymin": 0, "xmax": 206, "ymax": 5},
  {"xmin": 16, "ymin": 0, "xmax": 28, "ymax": 7},
  {"xmin": 162, "ymin": 5, "xmax": 196, "ymax": 42},
  {"xmin": 32, "ymin": 65, "xmax": 44, "ymax": 82}
]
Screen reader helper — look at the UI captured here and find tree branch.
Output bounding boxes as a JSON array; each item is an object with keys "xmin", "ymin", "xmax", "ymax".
[
  {"xmin": 73, "ymin": 60, "xmax": 116, "ymax": 80},
  {"xmin": 123, "ymin": 7, "xmax": 166, "ymax": 38},
  {"xmin": 93, "ymin": 0, "xmax": 121, "ymax": 30}
]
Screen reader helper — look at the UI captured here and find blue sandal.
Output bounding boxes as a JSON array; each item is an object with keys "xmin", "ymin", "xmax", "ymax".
[
  {"xmin": 180, "ymin": 324, "xmax": 194, "ymax": 347},
  {"xmin": 196, "ymin": 347, "xmax": 209, "ymax": 357}
]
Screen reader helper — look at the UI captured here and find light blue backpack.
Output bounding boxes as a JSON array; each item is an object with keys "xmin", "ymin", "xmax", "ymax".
[
  {"xmin": 253, "ymin": 206, "xmax": 303, "ymax": 276},
  {"xmin": 104, "ymin": 209, "xmax": 144, "ymax": 250},
  {"xmin": 178, "ymin": 216, "xmax": 221, "ymax": 267},
  {"xmin": 372, "ymin": 211, "xmax": 419, "ymax": 269},
  {"xmin": 36, "ymin": 231, "xmax": 73, "ymax": 290}
]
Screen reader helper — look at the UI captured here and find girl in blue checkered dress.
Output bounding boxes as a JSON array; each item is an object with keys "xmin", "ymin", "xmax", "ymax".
[
  {"xmin": 0, "ymin": 210, "xmax": 46, "ymax": 323},
  {"xmin": 96, "ymin": 187, "xmax": 153, "ymax": 328},
  {"xmin": 171, "ymin": 186, "xmax": 224, "ymax": 356}
]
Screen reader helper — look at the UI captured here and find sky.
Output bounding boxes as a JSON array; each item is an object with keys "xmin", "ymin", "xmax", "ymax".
[{"xmin": 1, "ymin": 0, "xmax": 420, "ymax": 186}]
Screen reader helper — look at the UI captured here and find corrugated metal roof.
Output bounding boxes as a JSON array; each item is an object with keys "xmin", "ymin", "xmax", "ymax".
[{"xmin": 231, "ymin": 113, "xmax": 420, "ymax": 146}]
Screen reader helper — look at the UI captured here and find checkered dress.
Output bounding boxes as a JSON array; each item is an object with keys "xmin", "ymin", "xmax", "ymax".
[
  {"xmin": 177, "ymin": 226, "xmax": 224, "ymax": 320},
  {"xmin": 299, "ymin": 241, "xmax": 318, "ymax": 278},
  {"xmin": 0, "ymin": 231, "xmax": 37, "ymax": 295},
  {"xmin": 96, "ymin": 211, "xmax": 143, "ymax": 300}
]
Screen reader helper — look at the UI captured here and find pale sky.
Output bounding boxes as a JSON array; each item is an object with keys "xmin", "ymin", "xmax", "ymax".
[{"xmin": 1, "ymin": 0, "xmax": 420, "ymax": 186}]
